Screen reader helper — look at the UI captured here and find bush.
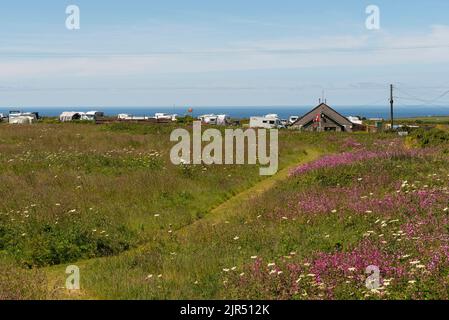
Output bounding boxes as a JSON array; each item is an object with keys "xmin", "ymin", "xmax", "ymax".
[
  {"xmin": 407, "ymin": 128, "xmax": 449, "ymax": 147},
  {"xmin": 1, "ymin": 215, "xmax": 138, "ymax": 268}
]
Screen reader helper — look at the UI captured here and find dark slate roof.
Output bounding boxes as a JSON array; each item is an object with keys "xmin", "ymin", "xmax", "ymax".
[{"xmin": 292, "ymin": 103, "xmax": 353, "ymax": 127}]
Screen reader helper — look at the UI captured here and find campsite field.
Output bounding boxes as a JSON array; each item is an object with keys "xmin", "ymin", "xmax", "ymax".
[{"xmin": 0, "ymin": 121, "xmax": 448, "ymax": 300}]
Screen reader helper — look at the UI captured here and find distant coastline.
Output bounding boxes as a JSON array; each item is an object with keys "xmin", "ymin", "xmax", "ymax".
[{"xmin": 1, "ymin": 105, "xmax": 449, "ymax": 120}]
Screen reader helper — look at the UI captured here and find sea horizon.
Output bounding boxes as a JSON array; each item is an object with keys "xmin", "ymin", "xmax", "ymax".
[{"xmin": 1, "ymin": 105, "xmax": 449, "ymax": 120}]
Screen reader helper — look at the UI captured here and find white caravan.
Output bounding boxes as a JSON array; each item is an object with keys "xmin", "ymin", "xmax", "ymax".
[
  {"xmin": 155, "ymin": 113, "xmax": 178, "ymax": 121},
  {"xmin": 250, "ymin": 114, "xmax": 283, "ymax": 129},
  {"xmin": 9, "ymin": 115, "xmax": 35, "ymax": 124},
  {"xmin": 9, "ymin": 111, "xmax": 38, "ymax": 124},
  {"xmin": 288, "ymin": 116, "xmax": 299, "ymax": 125},
  {"xmin": 347, "ymin": 116, "xmax": 363, "ymax": 125},
  {"xmin": 198, "ymin": 114, "xmax": 230, "ymax": 125},
  {"xmin": 85, "ymin": 111, "xmax": 104, "ymax": 121}
]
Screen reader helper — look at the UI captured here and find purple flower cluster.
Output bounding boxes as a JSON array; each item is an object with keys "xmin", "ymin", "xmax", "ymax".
[
  {"xmin": 279, "ymin": 187, "xmax": 448, "ymax": 218},
  {"xmin": 227, "ymin": 241, "xmax": 405, "ymax": 300},
  {"xmin": 308, "ymin": 240, "xmax": 405, "ymax": 284},
  {"xmin": 290, "ymin": 148, "xmax": 424, "ymax": 177},
  {"xmin": 227, "ymin": 236, "xmax": 449, "ymax": 299}
]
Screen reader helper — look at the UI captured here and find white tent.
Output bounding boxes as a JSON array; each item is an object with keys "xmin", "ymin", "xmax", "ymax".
[{"xmin": 59, "ymin": 112, "xmax": 85, "ymax": 122}]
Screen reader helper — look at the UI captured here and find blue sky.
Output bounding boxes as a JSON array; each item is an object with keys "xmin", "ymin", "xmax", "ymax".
[{"xmin": 1, "ymin": 0, "xmax": 449, "ymax": 108}]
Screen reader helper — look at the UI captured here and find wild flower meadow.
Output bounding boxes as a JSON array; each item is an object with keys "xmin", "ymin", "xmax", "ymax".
[{"xmin": 1, "ymin": 123, "xmax": 448, "ymax": 300}]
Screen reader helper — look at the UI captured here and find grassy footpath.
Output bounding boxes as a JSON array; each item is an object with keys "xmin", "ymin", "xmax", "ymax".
[{"xmin": 188, "ymin": 148, "xmax": 322, "ymax": 227}]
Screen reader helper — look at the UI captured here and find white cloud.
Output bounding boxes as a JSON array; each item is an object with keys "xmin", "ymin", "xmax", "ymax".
[{"xmin": 1, "ymin": 25, "xmax": 449, "ymax": 79}]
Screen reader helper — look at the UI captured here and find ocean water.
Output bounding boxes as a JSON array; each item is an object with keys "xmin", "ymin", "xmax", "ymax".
[{"xmin": 1, "ymin": 106, "xmax": 449, "ymax": 120}]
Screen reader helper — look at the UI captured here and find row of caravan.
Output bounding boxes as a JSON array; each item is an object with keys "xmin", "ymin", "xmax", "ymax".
[
  {"xmin": 197, "ymin": 114, "xmax": 299, "ymax": 128},
  {"xmin": 117, "ymin": 113, "xmax": 178, "ymax": 122}
]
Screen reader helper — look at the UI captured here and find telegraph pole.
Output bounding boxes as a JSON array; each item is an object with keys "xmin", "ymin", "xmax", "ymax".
[{"xmin": 390, "ymin": 84, "xmax": 394, "ymax": 129}]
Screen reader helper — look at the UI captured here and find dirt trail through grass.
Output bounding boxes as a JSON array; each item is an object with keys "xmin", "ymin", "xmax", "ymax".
[
  {"xmin": 179, "ymin": 148, "xmax": 321, "ymax": 230},
  {"xmin": 46, "ymin": 148, "xmax": 321, "ymax": 299}
]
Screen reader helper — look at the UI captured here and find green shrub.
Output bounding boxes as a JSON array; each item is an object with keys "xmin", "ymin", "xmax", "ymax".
[
  {"xmin": 407, "ymin": 128, "xmax": 449, "ymax": 147},
  {"xmin": 1, "ymin": 214, "xmax": 137, "ymax": 268}
]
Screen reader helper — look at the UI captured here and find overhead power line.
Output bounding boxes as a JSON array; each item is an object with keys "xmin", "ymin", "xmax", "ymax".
[
  {"xmin": 395, "ymin": 96, "xmax": 449, "ymax": 106},
  {"xmin": 395, "ymin": 87, "xmax": 449, "ymax": 106}
]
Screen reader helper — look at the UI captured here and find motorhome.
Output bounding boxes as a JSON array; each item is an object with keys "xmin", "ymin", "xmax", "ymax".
[{"xmin": 249, "ymin": 114, "xmax": 283, "ymax": 129}]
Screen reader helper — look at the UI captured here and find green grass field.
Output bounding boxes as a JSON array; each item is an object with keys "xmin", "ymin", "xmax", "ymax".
[
  {"xmin": 1, "ymin": 122, "xmax": 448, "ymax": 300},
  {"xmin": 397, "ymin": 116, "xmax": 449, "ymax": 125}
]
